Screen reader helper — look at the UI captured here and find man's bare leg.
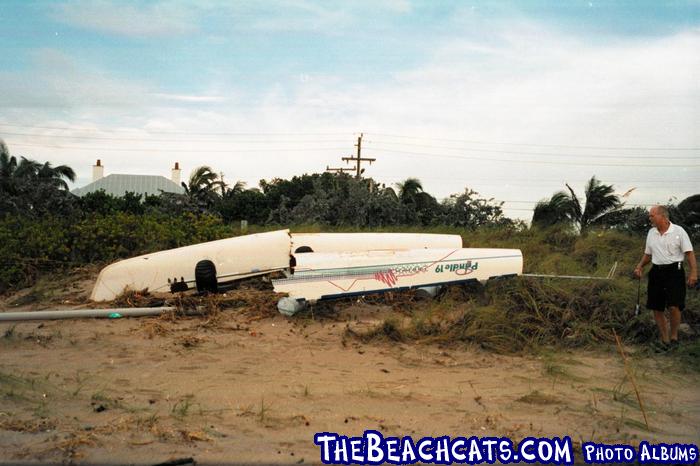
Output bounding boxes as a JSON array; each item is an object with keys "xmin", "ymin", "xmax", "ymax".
[
  {"xmin": 653, "ymin": 310, "xmax": 669, "ymax": 343},
  {"xmin": 669, "ymin": 306, "xmax": 681, "ymax": 341}
]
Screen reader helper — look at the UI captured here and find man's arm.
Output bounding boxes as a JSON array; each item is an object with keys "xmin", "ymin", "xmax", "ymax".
[
  {"xmin": 634, "ymin": 254, "xmax": 651, "ymax": 278},
  {"xmin": 685, "ymin": 250, "xmax": 697, "ymax": 287}
]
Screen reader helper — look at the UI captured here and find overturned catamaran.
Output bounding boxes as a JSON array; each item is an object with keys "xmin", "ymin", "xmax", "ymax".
[{"xmin": 91, "ymin": 229, "xmax": 522, "ymax": 315}]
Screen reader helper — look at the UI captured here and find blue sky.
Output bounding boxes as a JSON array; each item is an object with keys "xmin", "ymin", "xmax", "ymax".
[{"xmin": 1, "ymin": 0, "xmax": 698, "ymax": 219}]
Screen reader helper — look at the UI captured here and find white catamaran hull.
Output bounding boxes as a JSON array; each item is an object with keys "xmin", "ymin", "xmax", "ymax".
[
  {"xmin": 91, "ymin": 230, "xmax": 463, "ymax": 301},
  {"xmin": 91, "ymin": 230, "xmax": 292, "ymax": 302},
  {"xmin": 291, "ymin": 232, "xmax": 461, "ymax": 253},
  {"xmin": 273, "ymin": 247, "xmax": 523, "ymax": 307}
]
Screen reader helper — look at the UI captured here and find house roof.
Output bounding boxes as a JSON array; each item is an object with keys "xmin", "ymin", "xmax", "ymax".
[{"xmin": 71, "ymin": 174, "xmax": 185, "ymax": 197}]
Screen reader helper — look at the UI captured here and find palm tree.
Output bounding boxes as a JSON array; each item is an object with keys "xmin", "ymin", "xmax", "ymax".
[
  {"xmin": 36, "ymin": 161, "xmax": 76, "ymax": 190},
  {"xmin": 395, "ymin": 177, "xmax": 440, "ymax": 224},
  {"xmin": 0, "ymin": 140, "xmax": 17, "ymax": 177},
  {"xmin": 576, "ymin": 177, "xmax": 622, "ymax": 231},
  {"xmin": 182, "ymin": 166, "xmax": 226, "ymax": 207},
  {"xmin": 532, "ymin": 192, "xmax": 576, "ymax": 227},
  {"xmin": 13, "ymin": 157, "xmax": 42, "ymax": 178},
  {"xmin": 532, "ymin": 176, "xmax": 622, "ymax": 233},
  {"xmin": 226, "ymin": 180, "xmax": 247, "ymax": 196},
  {"xmin": 0, "ymin": 141, "xmax": 75, "ymax": 192},
  {"xmin": 0, "ymin": 141, "xmax": 18, "ymax": 193},
  {"xmin": 11, "ymin": 157, "xmax": 75, "ymax": 189},
  {"xmin": 395, "ymin": 177, "xmax": 424, "ymax": 204}
]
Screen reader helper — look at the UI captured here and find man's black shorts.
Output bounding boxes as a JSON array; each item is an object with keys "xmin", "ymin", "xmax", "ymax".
[{"xmin": 647, "ymin": 263, "xmax": 686, "ymax": 311}]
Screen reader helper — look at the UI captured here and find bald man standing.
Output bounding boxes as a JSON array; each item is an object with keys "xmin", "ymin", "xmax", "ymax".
[{"xmin": 634, "ymin": 205, "xmax": 697, "ymax": 350}]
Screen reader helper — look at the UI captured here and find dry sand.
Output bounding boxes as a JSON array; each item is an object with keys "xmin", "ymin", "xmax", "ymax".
[{"xmin": 1, "ymin": 274, "xmax": 698, "ymax": 465}]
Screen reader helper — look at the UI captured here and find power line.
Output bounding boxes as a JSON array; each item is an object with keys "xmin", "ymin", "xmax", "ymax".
[
  {"xmin": 366, "ymin": 132, "xmax": 700, "ymax": 151},
  {"xmin": 365, "ymin": 140, "xmax": 699, "ymax": 160},
  {"xmin": 7, "ymin": 142, "xmax": 348, "ymax": 153},
  {"xmin": 0, "ymin": 123, "xmax": 352, "ymax": 137},
  {"xmin": 0, "ymin": 130, "xmax": 349, "ymax": 144},
  {"xmin": 373, "ymin": 174, "xmax": 698, "ymax": 184},
  {"xmin": 9, "ymin": 139, "xmax": 697, "ymax": 166},
  {"xmin": 5, "ymin": 129, "xmax": 693, "ymax": 159},
  {"xmin": 369, "ymin": 148, "xmax": 700, "ymax": 168},
  {"xmin": 4, "ymin": 123, "xmax": 696, "ymax": 151}
]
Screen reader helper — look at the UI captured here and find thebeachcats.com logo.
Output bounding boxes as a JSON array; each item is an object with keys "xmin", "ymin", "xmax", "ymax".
[{"xmin": 314, "ymin": 430, "xmax": 699, "ymax": 465}]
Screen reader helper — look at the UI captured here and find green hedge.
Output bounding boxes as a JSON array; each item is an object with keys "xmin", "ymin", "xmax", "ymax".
[
  {"xmin": 0, "ymin": 212, "xmax": 240, "ymax": 292},
  {"xmin": 0, "ymin": 214, "xmax": 688, "ymax": 301}
]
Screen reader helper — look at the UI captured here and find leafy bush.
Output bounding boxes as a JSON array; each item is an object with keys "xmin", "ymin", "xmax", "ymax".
[{"xmin": 0, "ymin": 212, "xmax": 238, "ymax": 292}]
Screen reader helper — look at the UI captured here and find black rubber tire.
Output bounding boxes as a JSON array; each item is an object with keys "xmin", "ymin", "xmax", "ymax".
[
  {"xmin": 294, "ymin": 246, "xmax": 313, "ymax": 253},
  {"xmin": 195, "ymin": 259, "xmax": 218, "ymax": 293}
]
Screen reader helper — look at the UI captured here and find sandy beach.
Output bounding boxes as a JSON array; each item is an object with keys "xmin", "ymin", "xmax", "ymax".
[{"xmin": 1, "ymin": 274, "xmax": 698, "ymax": 465}]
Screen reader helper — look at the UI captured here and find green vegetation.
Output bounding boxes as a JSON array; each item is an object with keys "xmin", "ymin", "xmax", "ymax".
[
  {"xmin": 1, "ymin": 140, "xmax": 698, "ymax": 358},
  {"xmin": 533, "ymin": 176, "xmax": 699, "ymax": 239},
  {"xmin": 532, "ymin": 176, "xmax": 622, "ymax": 234},
  {"xmin": 0, "ymin": 139, "xmax": 524, "ymax": 292},
  {"xmin": 0, "ymin": 212, "xmax": 236, "ymax": 292},
  {"xmin": 1, "ymin": 139, "xmax": 517, "ymax": 228},
  {"xmin": 347, "ymin": 274, "xmax": 699, "ymax": 356},
  {"xmin": 345, "ymin": 227, "xmax": 699, "ymax": 354}
]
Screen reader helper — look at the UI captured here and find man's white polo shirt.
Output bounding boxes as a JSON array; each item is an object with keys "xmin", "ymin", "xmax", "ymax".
[{"xmin": 644, "ymin": 222, "xmax": 693, "ymax": 265}]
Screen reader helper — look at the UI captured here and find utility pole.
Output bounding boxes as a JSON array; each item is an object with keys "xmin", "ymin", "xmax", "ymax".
[
  {"xmin": 325, "ymin": 165, "xmax": 354, "ymax": 174},
  {"xmin": 341, "ymin": 133, "xmax": 375, "ymax": 178}
]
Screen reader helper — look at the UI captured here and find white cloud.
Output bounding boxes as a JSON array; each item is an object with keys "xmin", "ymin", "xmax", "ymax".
[
  {"xmin": 338, "ymin": 25, "xmax": 700, "ymax": 147},
  {"xmin": 51, "ymin": 0, "xmax": 413, "ymax": 38},
  {"xmin": 0, "ymin": 49, "xmax": 154, "ymax": 108},
  {"xmin": 54, "ymin": 0, "xmax": 197, "ymax": 37},
  {"xmin": 216, "ymin": 0, "xmax": 412, "ymax": 33},
  {"xmin": 0, "ymin": 49, "xmax": 235, "ymax": 111},
  {"xmin": 2, "ymin": 21, "xmax": 698, "ymax": 219},
  {"xmin": 152, "ymin": 93, "xmax": 226, "ymax": 103}
]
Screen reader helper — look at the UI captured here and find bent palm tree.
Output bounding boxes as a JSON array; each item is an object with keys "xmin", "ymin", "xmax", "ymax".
[
  {"xmin": 576, "ymin": 177, "xmax": 621, "ymax": 231},
  {"xmin": 1, "ymin": 141, "xmax": 76, "ymax": 192},
  {"xmin": 36, "ymin": 161, "xmax": 76, "ymax": 190},
  {"xmin": 395, "ymin": 177, "xmax": 424, "ymax": 204},
  {"xmin": 395, "ymin": 177, "xmax": 439, "ymax": 224},
  {"xmin": 532, "ymin": 192, "xmax": 578, "ymax": 227},
  {"xmin": 532, "ymin": 176, "xmax": 622, "ymax": 233},
  {"xmin": 182, "ymin": 166, "xmax": 226, "ymax": 208},
  {"xmin": 226, "ymin": 180, "xmax": 247, "ymax": 196}
]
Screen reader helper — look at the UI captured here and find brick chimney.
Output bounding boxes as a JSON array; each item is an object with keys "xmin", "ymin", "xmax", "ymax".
[
  {"xmin": 171, "ymin": 162, "xmax": 181, "ymax": 185},
  {"xmin": 92, "ymin": 159, "xmax": 104, "ymax": 182}
]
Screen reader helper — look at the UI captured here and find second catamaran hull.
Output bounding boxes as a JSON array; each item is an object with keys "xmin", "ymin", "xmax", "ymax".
[{"xmin": 273, "ymin": 247, "xmax": 523, "ymax": 303}]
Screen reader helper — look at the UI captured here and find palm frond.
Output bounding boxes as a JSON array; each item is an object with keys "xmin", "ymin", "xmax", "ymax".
[
  {"xmin": 14, "ymin": 157, "xmax": 41, "ymax": 178},
  {"xmin": 580, "ymin": 176, "xmax": 621, "ymax": 231},
  {"xmin": 564, "ymin": 183, "xmax": 582, "ymax": 222},
  {"xmin": 395, "ymin": 177, "xmax": 424, "ymax": 204}
]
